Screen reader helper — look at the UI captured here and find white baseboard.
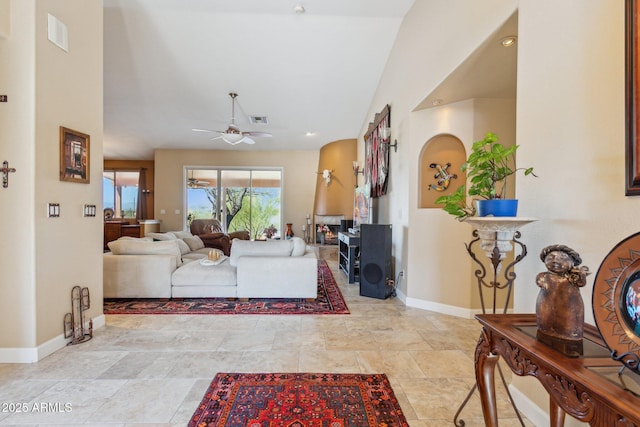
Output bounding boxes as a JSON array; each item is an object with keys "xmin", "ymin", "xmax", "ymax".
[
  {"xmin": 405, "ymin": 296, "xmax": 476, "ymax": 319},
  {"xmin": 509, "ymin": 384, "xmax": 549, "ymax": 426},
  {"xmin": 0, "ymin": 315, "xmax": 105, "ymax": 363}
]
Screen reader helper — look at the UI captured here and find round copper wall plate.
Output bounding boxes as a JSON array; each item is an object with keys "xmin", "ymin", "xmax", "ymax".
[{"xmin": 592, "ymin": 231, "xmax": 640, "ymax": 359}]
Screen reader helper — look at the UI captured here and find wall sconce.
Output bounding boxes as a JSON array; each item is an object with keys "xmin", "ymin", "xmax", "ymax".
[
  {"xmin": 353, "ymin": 161, "xmax": 364, "ymax": 177},
  {"xmin": 353, "ymin": 161, "xmax": 364, "ymax": 187},
  {"xmin": 380, "ymin": 127, "xmax": 398, "ymax": 152}
]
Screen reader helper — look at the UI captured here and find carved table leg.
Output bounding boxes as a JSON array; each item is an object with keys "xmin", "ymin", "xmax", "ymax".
[
  {"xmin": 476, "ymin": 330, "xmax": 500, "ymax": 427},
  {"xmin": 549, "ymin": 398, "xmax": 566, "ymax": 427}
]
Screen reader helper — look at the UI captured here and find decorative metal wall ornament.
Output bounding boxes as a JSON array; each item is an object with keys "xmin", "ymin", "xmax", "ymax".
[
  {"xmin": 63, "ymin": 286, "xmax": 93, "ymax": 345},
  {"xmin": 1, "ymin": 160, "xmax": 16, "ymax": 188},
  {"xmin": 427, "ymin": 162, "xmax": 457, "ymax": 191}
]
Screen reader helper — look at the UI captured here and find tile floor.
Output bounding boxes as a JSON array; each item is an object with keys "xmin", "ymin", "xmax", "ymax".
[{"xmin": 0, "ymin": 256, "xmax": 533, "ymax": 426}]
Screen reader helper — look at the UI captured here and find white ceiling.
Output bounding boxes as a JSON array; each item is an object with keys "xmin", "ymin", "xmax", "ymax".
[{"xmin": 103, "ymin": 0, "xmax": 416, "ymax": 159}]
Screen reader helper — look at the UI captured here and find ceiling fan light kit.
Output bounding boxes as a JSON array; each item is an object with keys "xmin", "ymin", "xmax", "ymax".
[{"xmin": 193, "ymin": 92, "xmax": 272, "ymax": 145}]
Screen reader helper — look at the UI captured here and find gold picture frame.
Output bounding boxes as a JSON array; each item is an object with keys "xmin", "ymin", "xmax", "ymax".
[{"xmin": 60, "ymin": 126, "xmax": 90, "ymax": 184}]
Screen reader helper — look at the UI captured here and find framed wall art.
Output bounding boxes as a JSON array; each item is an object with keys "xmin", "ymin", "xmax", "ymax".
[
  {"xmin": 60, "ymin": 126, "xmax": 90, "ymax": 184},
  {"xmin": 626, "ymin": 0, "xmax": 640, "ymax": 195},
  {"xmin": 364, "ymin": 104, "xmax": 390, "ymax": 198}
]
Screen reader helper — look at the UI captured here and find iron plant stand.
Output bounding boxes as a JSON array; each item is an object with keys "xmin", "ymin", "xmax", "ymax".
[{"xmin": 453, "ymin": 222, "xmax": 533, "ymax": 427}]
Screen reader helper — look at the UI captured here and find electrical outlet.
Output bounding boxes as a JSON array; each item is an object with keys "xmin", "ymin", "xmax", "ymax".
[{"xmin": 0, "ymin": 95, "xmax": 7, "ymax": 102}]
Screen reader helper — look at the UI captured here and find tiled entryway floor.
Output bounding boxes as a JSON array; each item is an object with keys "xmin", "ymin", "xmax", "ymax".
[{"xmin": 0, "ymin": 258, "xmax": 533, "ymax": 426}]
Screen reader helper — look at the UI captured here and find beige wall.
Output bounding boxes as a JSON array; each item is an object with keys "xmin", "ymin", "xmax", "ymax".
[
  {"xmin": 154, "ymin": 149, "xmax": 319, "ymax": 237},
  {"xmin": 0, "ymin": 0, "xmax": 37, "ymax": 354},
  {"xmin": 511, "ymin": 1, "xmax": 630, "ymax": 425},
  {"xmin": 406, "ymin": 98, "xmax": 516, "ymax": 314},
  {"xmin": 363, "ymin": 0, "xmax": 631, "ymax": 424},
  {"xmin": 0, "ymin": 0, "xmax": 9, "ymax": 38},
  {"xmin": 0, "ymin": 0, "xmax": 103, "ymax": 361},
  {"xmin": 357, "ymin": 0, "xmax": 518, "ymax": 313}
]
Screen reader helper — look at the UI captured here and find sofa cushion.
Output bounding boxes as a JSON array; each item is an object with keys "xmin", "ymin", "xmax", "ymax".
[
  {"xmin": 147, "ymin": 232, "xmax": 177, "ymax": 241},
  {"xmin": 290, "ymin": 237, "xmax": 306, "ymax": 256},
  {"xmin": 184, "ymin": 235, "xmax": 205, "ymax": 251},
  {"xmin": 229, "ymin": 239, "xmax": 293, "ymax": 267},
  {"xmin": 117, "ymin": 236, "xmax": 154, "ymax": 241},
  {"xmin": 107, "ymin": 239, "xmax": 183, "ymax": 266},
  {"xmin": 170, "ymin": 230, "xmax": 193, "ymax": 240},
  {"xmin": 171, "ymin": 258, "xmax": 236, "ymax": 287},
  {"xmin": 175, "ymin": 239, "xmax": 191, "ymax": 255}
]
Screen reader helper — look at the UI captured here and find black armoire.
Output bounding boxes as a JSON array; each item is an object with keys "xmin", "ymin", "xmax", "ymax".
[{"xmin": 359, "ymin": 224, "xmax": 393, "ymax": 299}]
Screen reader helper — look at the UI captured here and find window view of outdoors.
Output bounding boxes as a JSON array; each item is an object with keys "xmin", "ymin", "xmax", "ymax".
[
  {"xmin": 186, "ymin": 168, "xmax": 282, "ymax": 240},
  {"xmin": 103, "ymin": 170, "xmax": 140, "ymax": 218}
]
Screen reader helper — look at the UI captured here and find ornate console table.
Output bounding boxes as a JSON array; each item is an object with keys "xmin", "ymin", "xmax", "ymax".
[{"xmin": 475, "ymin": 314, "xmax": 640, "ymax": 426}]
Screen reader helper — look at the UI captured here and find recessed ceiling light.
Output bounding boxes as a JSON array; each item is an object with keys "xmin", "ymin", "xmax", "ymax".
[
  {"xmin": 305, "ymin": 132, "xmax": 315, "ymax": 137},
  {"xmin": 293, "ymin": 4, "xmax": 305, "ymax": 14},
  {"xmin": 500, "ymin": 36, "xmax": 517, "ymax": 47},
  {"xmin": 432, "ymin": 99, "xmax": 443, "ymax": 106}
]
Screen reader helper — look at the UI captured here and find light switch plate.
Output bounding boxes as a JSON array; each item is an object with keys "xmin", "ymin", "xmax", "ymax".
[
  {"xmin": 83, "ymin": 204, "xmax": 96, "ymax": 217},
  {"xmin": 48, "ymin": 203, "xmax": 60, "ymax": 218}
]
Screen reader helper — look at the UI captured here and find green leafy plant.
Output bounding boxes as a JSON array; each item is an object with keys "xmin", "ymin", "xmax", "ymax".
[{"xmin": 435, "ymin": 132, "xmax": 536, "ymax": 220}]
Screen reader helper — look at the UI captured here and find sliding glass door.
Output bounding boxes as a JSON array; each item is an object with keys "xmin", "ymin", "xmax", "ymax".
[{"xmin": 186, "ymin": 167, "xmax": 282, "ymax": 240}]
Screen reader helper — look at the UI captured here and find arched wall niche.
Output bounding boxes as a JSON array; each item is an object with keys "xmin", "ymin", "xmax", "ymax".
[{"xmin": 419, "ymin": 134, "xmax": 466, "ymax": 208}]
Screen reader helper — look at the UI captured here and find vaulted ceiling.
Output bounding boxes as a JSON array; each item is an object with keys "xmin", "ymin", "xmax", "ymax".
[{"xmin": 103, "ymin": 0, "xmax": 416, "ymax": 159}]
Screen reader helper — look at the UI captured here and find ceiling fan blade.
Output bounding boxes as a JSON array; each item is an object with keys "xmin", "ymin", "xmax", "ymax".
[
  {"xmin": 242, "ymin": 137, "xmax": 256, "ymax": 145},
  {"xmin": 243, "ymin": 131, "xmax": 272, "ymax": 137},
  {"xmin": 209, "ymin": 135, "xmax": 223, "ymax": 141},
  {"xmin": 192, "ymin": 128, "xmax": 218, "ymax": 133}
]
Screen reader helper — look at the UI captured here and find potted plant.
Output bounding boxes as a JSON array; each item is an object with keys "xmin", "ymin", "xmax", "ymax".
[{"xmin": 435, "ymin": 132, "xmax": 536, "ymax": 220}]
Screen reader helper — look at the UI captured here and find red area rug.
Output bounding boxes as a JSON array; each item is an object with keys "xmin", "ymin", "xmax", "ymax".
[
  {"xmin": 189, "ymin": 373, "xmax": 408, "ymax": 427},
  {"xmin": 103, "ymin": 260, "xmax": 349, "ymax": 315}
]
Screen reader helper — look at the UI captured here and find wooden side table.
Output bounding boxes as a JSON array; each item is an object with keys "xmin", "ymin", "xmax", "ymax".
[{"xmin": 475, "ymin": 314, "xmax": 640, "ymax": 426}]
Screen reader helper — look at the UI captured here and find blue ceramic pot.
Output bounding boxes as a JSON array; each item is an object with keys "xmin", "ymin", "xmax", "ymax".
[{"xmin": 476, "ymin": 199, "xmax": 518, "ymax": 217}]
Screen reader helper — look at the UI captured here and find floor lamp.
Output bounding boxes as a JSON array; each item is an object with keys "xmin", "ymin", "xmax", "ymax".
[{"xmin": 453, "ymin": 217, "xmax": 537, "ymax": 427}]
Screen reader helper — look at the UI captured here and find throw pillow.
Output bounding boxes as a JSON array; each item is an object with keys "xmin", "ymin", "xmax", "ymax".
[
  {"xmin": 184, "ymin": 235, "xmax": 205, "ymax": 251},
  {"xmin": 107, "ymin": 240, "xmax": 183, "ymax": 266},
  {"xmin": 175, "ymin": 239, "xmax": 191, "ymax": 255},
  {"xmin": 117, "ymin": 236, "xmax": 153, "ymax": 241},
  {"xmin": 290, "ymin": 237, "xmax": 306, "ymax": 256},
  {"xmin": 146, "ymin": 232, "xmax": 176, "ymax": 241},
  {"xmin": 170, "ymin": 230, "xmax": 193, "ymax": 240}
]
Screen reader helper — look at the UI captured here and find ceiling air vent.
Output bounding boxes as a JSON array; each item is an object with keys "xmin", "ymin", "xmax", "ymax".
[{"xmin": 249, "ymin": 116, "xmax": 269, "ymax": 125}]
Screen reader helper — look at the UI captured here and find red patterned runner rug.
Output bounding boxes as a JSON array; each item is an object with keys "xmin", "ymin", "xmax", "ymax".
[
  {"xmin": 104, "ymin": 260, "xmax": 349, "ymax": 315},
  {"xmin": 189, "ymin": 372, "xmax": 408, "ymax": 427}
]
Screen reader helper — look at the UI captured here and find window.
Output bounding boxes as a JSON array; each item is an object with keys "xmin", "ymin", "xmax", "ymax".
[
  {"xmin": 103, "ymin": 170, "xmax": 140, "ymax": 218},
  {"xmin": 186, "ymin": 168, "xmax": 282, "ymax": 240}
]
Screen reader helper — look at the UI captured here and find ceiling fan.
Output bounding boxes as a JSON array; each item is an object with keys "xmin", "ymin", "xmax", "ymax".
[
  {"xmin": 187, "ymin": 171, "xmax": 210, "ymax": 188},
  {"xmin": 192, "ymin": 92, "xmax": 272, "ymax": 145},
  {"xmin": 187, "ymin": 177, "xmax": 210, "ymax": 188}
]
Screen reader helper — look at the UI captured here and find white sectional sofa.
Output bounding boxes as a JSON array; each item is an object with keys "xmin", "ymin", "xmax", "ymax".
[{"xmin": 103, "ymin": 234, "xmax": 318, "ymax": 299}]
